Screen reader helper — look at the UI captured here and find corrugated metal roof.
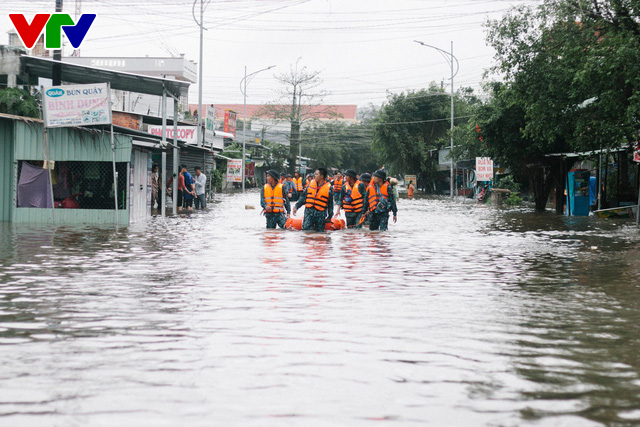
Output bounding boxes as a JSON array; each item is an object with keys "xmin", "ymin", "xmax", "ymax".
[{"xmin": 22, "ymin": 55, "xmax": 189, "ymax": 98}]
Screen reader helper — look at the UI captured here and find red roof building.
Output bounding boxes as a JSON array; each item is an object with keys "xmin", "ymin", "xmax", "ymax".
[{"xmin": 189, "ymin": 104, "xmax": 357, "ymax": 121}]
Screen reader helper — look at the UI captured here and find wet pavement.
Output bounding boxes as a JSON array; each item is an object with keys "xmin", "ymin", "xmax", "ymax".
[{"xmin": 0, "ymin": 192, "xmax": 639, "ymax": 426}]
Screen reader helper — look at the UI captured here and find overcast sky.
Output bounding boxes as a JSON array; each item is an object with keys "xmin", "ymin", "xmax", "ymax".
[{"xmin": 1, "ymin": 0, "xmax": 539, "ymax": 108}]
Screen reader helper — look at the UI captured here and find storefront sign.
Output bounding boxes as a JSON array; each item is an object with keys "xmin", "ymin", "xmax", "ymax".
[
  {"xmin": 634, "ymin": 143, "xmax": 640, "ymax": 162},
  {"xmin": 476, "ymin": 157, "xmax": 494, "ymax": 181},
  {"xmin": 224, "ymin": 109, "xmax": 237, "ymax": 136},
  {"xmin": 227, "ymin": 159, "xmax": 243, "ymax": 182},
  {"xmin": 405, "ymin": 174, "xmax": 417, "ymax": 186},
  {"xmin": 148, "ymin": 125, "xmax": 198, "ymax": 145},
  {"xmin": 42, "ymin": 83, "xmax": 111, "ymax": 128}
]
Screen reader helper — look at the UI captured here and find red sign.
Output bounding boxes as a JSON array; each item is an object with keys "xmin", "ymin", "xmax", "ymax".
[
  {"xmin": 245, "ymin": 162, "xmax": 255, "ymax": 178},
  {"xmin": 224, "ymin": 109, "xmax": 237, "ymax": 136},
  {"xmin": 634, "ymin": 142, "xmax": 640, "ymax": 162}
]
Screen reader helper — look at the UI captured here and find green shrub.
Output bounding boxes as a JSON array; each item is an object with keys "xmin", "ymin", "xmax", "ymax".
[{"xmin": 503, "ymin": 193, "xmax": 523, "ymax": 207}]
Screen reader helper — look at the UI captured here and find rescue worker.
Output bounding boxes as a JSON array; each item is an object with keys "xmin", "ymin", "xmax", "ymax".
[
  {"xmin": 362, "ymin": 169, "xmax": 397, "ymax": 231},
  {"xmin": 285, "ymin": 173, "xmax": 298, "ymax": 202},
  {"xmin": 334, "ymin": 169, "xmax": 366, "ymax": 228},
  {"xmin": 332, "ymin": 170, "xmax": 344, "ymax": 205},
  {"xmin": 260, "ymin": 169, "xmax": 290, "ymax": 229},
  {"xmin": 293, "ymin": 167, "xmax": 334, "ymax": 232},
  {"xmin": 359, "ymin": 173, "xmax": 372, "ymax": 227},
  {"xmin": 407, "ymin": 180, "xmax": 416, "ymax": 199},
  {"xmin": 304, "ymin": 173, "xmax": 313, "ymax": 190},
  {"xmin": 293, "ymin": 172, "xmax": 304, "ymax": 196}
]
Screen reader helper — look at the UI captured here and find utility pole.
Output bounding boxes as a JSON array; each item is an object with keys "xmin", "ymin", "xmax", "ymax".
[
  {"xmin": 414, "ymin": 40, "xmax": 459, "ymax": 199},
  {"xmin": 53, "ymin": 0, "xmax": 63, "ymax": 85},
  {"xmin": 450, "ymin": 41, "xmax": 454, "ymax": 199},
  {"xmin": 73, "ymin": 0, "xmax": 81, "ymax": 56},
  {"xmin": 193, "ymin": 0, "xmax": 205, "ymax": 147}
]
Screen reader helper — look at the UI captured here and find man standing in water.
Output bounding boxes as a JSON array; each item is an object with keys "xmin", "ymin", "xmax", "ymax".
[
  {"xmin": 260, "ymin": 170, "xmax": 290, "ymax": 229},
  {"xmin": 293, "ymin": 168, "xmax": 334, "ymax": 232},
  {"xmin": 334, "ymin": 169, "xmax": 366, "ymax": 228},
  {"xmin": 362, "ymin": 169, "xmax": 397, "ymax": 231},
  {"xmin": 194, "ymin": 166, "xmax": 207, "ymax": 210}
]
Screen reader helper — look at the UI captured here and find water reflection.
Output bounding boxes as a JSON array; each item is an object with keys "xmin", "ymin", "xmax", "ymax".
[{"xmin": 0, "ymin": 193, "xmax": 639, "ymax": 425}]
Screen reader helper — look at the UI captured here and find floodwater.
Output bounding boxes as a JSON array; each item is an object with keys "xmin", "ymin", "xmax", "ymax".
[{"xmin": 0, "ymin": 192, "xmax": 639, "ymax": 426}]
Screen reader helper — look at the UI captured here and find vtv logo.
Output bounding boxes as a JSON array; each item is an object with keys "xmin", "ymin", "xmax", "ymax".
[{"xmin": 9, "ymin": 14, "xmax": 96, "ymax": 50}]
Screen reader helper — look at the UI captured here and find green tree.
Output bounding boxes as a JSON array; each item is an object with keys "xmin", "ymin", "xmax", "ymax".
[
  {"xmin": 303, "ymin": 120, "xmax": 378, "ymax": 173},
  {"xmin": 371, "ymin": 84, "xmax": 450, "ymax": 176},
  {"xmin": 0, "ymin": 88, "xmax": 40, "ymax": 118},
  {"xmin": 483, "ymin": 0, "xmax": 640, "ymax": 211},
  {"xmin": 262, "ymin": 140, "xmax": 290, "ymax": 171}
]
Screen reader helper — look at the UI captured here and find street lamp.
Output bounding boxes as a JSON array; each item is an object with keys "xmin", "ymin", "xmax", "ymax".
[
  {"xmin": 414, "ymin": 40, "xmax": 459, "ymax": 199},
  {"xmin": 240, "ymin": 65, "xmax": 275, "ymax": 193}
]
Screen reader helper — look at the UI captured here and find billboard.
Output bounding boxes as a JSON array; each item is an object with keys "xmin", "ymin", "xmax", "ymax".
[
  {"xmin": 223, "ymin": 109, "xmax": 237, "ymax": 136},
  {"xmin": 42, "ymin": 83, "xmax": 111, "ymax": 128},
  {"xmin": 204, "ymin": 105, "xmax": 216, "ymax": 146}
]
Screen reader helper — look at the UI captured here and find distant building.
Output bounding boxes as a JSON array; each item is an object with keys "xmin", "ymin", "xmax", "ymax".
[{"xmin": 190, "ymin": 103, "xmax": 358, "ymax": 145}]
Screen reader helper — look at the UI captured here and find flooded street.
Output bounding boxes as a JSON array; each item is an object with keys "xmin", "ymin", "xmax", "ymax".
[{"xmin": 1, "ymin": 192, "xmax": 639, "ymax": 426}]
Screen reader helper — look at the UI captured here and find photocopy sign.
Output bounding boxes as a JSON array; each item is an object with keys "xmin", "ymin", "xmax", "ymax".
[
  {"xmin": 475, "ymin": 157, "xmax": 494, "ymax": 181},
  {"xmin": 147, "ymin": 125, "xmax": 198, "ymax": 145},
  {"xmin": 227, "ymin": 159, "xmax": 243, "ymax": 183},
  {"xmin": 42, "ymin": 83, "xmax": 111, "ymax": 128}
]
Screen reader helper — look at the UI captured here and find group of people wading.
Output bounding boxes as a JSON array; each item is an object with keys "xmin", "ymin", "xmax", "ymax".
[{"xmin": 260, "ymin": 167, "xmax": 398, "ymax": 232}]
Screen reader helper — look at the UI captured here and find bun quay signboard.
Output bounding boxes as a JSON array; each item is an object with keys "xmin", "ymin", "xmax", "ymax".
[{"xmin": 42, "ymin": 83, "xmax": 111, "ymax": 128}]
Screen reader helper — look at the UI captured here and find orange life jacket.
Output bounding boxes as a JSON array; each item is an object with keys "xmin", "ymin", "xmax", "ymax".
[
  {"xmin": 294, "ymin": 177, "xmax": 303, "ymax": 192},
  {"xmin": 333, "ymin": 177, "xmax": 343, "ymax": 192},
  {"xmin": 343, "ymin": 180, "xmax": 364, "ymax": 213},
  {"xmin": 407, "ymin": 183, "xmax": 415, "ymax": 197},
  {"xmin": 305, "ymin": 178, "xmax": 312, "ymax": 189},
  {"xmin": 264, "ymin": 183, "xmax": 285, "ymax": 213},
  {"xmin": 368, "ymin": 181, "xmax": 390, "ymax": 212},
  {"xmin": 305, "ymin": 180, "xmax": 331, "ymax": 211}
]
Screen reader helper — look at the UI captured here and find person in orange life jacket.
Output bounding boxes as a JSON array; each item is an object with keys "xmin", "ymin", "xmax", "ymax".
[
  {"xmin": 407, "ymin": 180, "xmax": 416, "ymax": 199},
  {"xmin": 284, "ymin": 173, "xmax": 298, "ymax": 202},
  {"xmin": 304, "ymin": 173, "xmax": 313, "ymax": 190},
  {"xmin": 260, "ymin": 169, "xmax": 290, "ymax": 229},
  {"xmin": 293, "ymin": 172, "xmax": 304, "ymax": 194},
  {"xmin": 362, "ymin": 169, "xmax": 397, "ymax": 231},
  {"xmin": 334, "ymin": 169, "xmax": 367, "ymax": 228},
  {"xmin": 358, "ymin": 173, "xmax": 372, "ymax": 226},
  {"xmin": 331, "ymin": 170, "xmax": 344, "ymax": 205},
  {"xmin": 293, "ymin": 167, "xmax": 334, "ymax": 232}
]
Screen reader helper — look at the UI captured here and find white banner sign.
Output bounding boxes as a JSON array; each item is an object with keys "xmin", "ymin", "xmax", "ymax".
[
  {"xmin": 148, "ymin": 125, "xmax": 198, "ymax": 145},
  {"xmin": 227, "ymin": 159, "xmax": 243, "ymax": 183},
  {"xmin": 476, "ymin": 157, "xmax": 494, "ymax": 181},
  {"xmin": 42, "ymin": 83, "xmax": 111, "ymax": 128},
  {"xmin": 204, "ymin": 105, "xmax": 218, "ymax": 148}
]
